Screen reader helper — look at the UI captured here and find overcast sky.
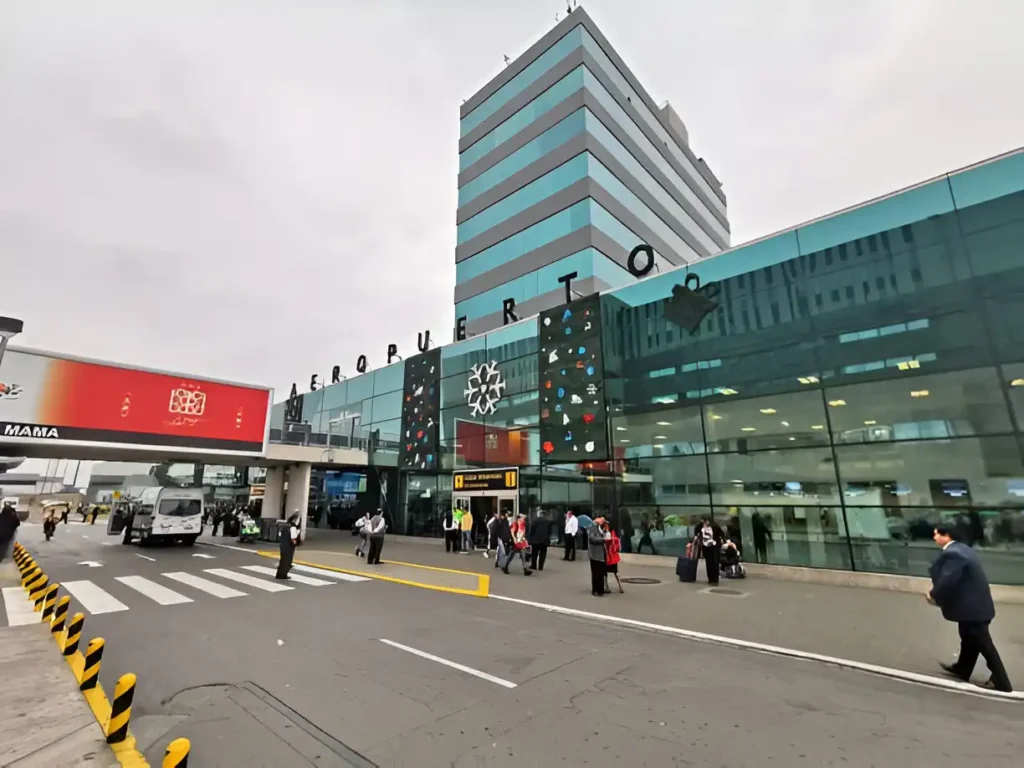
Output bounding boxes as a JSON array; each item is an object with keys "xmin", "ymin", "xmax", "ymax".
[{"xmin": 2, "ymin": 0, "xmax": 1022, "ymax": 407}]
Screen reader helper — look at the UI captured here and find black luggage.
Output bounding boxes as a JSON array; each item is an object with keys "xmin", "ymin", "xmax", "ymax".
[{"xmin": 676, "ymin": 555, "xmax": 698, "ymax": 583}]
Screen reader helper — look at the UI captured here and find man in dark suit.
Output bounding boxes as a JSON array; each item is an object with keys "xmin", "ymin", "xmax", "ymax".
[
  {"xmin": 927, "ymin": 525, "xmax": 1013, "ymax": 692},
  {"xmin": 527, "ymin": 510, "xmax": 552, "ymax": 571}
]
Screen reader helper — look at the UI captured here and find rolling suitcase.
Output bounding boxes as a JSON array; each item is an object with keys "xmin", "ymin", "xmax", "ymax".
[{"xmin": 676, "ymin": 555, "xmax": 698, "ymax": 583}]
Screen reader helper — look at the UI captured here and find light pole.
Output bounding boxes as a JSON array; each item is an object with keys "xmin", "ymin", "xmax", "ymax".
[{"xmin": 0, "ymin": 316, "xmax": 24, "ymax": 369}]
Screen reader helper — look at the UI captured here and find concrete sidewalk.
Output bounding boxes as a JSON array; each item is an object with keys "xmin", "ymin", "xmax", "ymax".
[
  {"xmin": 0, "ymin": 564, "xmax": 116, "ymax": 767},
  {"xmin": 281, "ymin": 533, "xmax": 1024, "ymax": 691}
]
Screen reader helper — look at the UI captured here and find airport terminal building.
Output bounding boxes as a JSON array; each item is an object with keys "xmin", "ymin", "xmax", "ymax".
[{"xmin": 267, "ymin": 9, "xmax": 1024, "ymax": 583}]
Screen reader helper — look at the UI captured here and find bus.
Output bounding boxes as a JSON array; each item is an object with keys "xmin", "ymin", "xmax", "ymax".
[{"xmin": 122, "ymin": 487, "xmax": 204, "ymax": 546}]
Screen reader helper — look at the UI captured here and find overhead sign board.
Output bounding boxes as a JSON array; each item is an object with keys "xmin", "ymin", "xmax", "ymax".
[
  {"xmin": 0, "ymin": 348, "xmax": 272, "ymax": 456},
  {"xmin": 453, "ymin": 468, "xmax": 518, "ymax": 492}
]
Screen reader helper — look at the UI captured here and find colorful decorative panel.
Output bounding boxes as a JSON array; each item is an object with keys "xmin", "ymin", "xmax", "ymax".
[
  {"xmin": 399, "ymin": 348, "xmax": 441, "ymax": 470},
  {"xmin": 538, "ymin": 294, "xmax": 609, "ymax": 462}
]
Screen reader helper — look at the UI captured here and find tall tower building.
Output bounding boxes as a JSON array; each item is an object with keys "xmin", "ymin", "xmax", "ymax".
[{"xmin": 454, "ymin": 6, "xmax": 730, "ymax": 336}]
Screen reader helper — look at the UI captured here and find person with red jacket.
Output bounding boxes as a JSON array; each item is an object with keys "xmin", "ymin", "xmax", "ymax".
[{"xmin": 603, "ymin": 520, "xmax": 624, "ymax": 593}]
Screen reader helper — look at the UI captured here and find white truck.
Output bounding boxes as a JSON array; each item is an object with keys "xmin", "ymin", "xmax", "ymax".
[{"xmin": 121, "ymin": 487, "xmax": 204, "ymax": 546}]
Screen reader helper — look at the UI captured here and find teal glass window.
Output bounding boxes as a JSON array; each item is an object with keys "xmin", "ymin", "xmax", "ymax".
[
  {"xmin": 459, "ymin": 109, "xmax": 586, "ymax": 206},
  {"xmin": 457, "ymin": 153, "xmax": 589, "ymax": 244},
  {"xmin": 460, "ymin": 67, "xmax": 587, "ymax": 171},
  {"xmin": 584, "ymin": 109, "xmax": 724, "ymax": 250},
  {"xmin": 461, "ymin": 27, "xmax": 584, "ymax": 136},
  {"xmin": 589, "ymin": 200, "xmax": 675, "ymax": 273},
  {"xmin": 580, "ymin": 29, "xmax": 726, "ymax": 216},
  {"xmin": 372, "ymin": 361, "xmax": 405, "ymax": 395},
  {"xmin": 581, "ymin": 67, "xmax": 724, "ymax": 233},
  {"xmin": 369, "ymin": 390, "xmax": 403, "ymax": 424},
  {"xmin": 588, "ymin": 155, "xmax": 701, "ymax": 261},
  {"xmin": 456, "ymin": 199, "xmax": 591, "ymax": 283}
]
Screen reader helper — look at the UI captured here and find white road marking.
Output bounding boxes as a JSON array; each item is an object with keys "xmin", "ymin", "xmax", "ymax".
[
  {"xmin": 240, "ymin": 565, "xmax": 333, "ymax": 586},
  {"xmin": 163, "ymin": 571, "xmax": 246, "ymax": 598},
  {"xmin": 379, "ymin": 639, "xmax": 517, "ymax": 689},
  {"xmin": 135, "ymin": 554, "xmax": 156, "ymax": 562},
  {"xmin": 486, "ymin": 595, "xmax": 1023, "ymax": 702},
  {"xmin": 81, "ymin": 535, "xmax": 89, "ymax": 539},
  {"xmin": 77, "ymin": 561, "xmax": 103, "ymax": 567},
  {"xmin": 115, "ymin": 576, "xmax": 193, "ymax": 606},
  {"xmin": 199, "ymin": 542, "xmax": 256, "ymax": 554},
  {"xmin": 204, "ymin": 568, "xmax": 293, "ymax": 593},
  {"xmin": 293, "ymin": 564, "xmax": 370, "ymax": 583},
  {"xmin": 191, "ymin": 553, "xmax": 216, "ymax": 559},
  {"xmin": 62, "ymin": 580, "xmax": 129, "ymax": 615},
  {"xmin": 2, "ymin": 586, "xmax": 38, "ymax": 626}
]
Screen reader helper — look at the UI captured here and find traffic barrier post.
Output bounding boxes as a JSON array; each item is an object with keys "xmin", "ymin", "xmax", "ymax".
[
  {"xmin": 106, "ymin": 673, "xmax": 137, "ymax": 745},
  {"xmin": 80, "ymin": 638, "xmax": 104, "ymax": 691},
  {"xmin": 28, "ymin": 576, "xmax": 49, "ymax": 609},
  {"xmin": 51, "ymin": 595, "xmax": 70, "ymax": 641},
  {"xmin": 22, "ymin": 566, "xmax": 42, "ymax": 589},
  {"xmin": 62, "ymin": 612, "xmax": 84, "ymax": 656},
  {"xmin": 162, "ymin": 737, "xmax": 190, "ymax": 767},
  {"xmin": 40, "ymin": 583, "xmax": 59, "ymax": 621}
]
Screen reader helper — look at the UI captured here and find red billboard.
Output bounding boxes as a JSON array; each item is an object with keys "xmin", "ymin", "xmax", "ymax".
[{"xmin": 0, "ymin": 348, "xmax": 272, "ymax": 456}]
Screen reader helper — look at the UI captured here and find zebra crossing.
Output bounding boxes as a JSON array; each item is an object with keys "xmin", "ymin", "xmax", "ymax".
[{"xmin": 2, "ymin": 564, "xmax": 369, "ymax": 624}]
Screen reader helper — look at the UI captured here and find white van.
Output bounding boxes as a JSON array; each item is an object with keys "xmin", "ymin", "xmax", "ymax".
[{"xmin": 123, "ymin": 487, "xmax": 204, "ymax": 546}]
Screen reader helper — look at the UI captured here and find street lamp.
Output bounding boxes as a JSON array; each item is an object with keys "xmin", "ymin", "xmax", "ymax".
[{"xmin": 0, "ymin": 316, "xmax": 24, "ymax": 369}]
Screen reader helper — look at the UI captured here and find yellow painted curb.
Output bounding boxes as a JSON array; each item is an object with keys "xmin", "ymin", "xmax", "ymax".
[{"xmin": 255, "ymin": 551, "xmax": 490, "ymax": 598}]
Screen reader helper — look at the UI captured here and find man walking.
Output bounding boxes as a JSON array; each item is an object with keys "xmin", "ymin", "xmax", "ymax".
[
  {"xmin": 528, "ymin": 510, "xmax": 552, "ymax": 571},
  {"xmin": 442, "ymin": 507, "xmax": 458, "ymax": 553},
  {"xmin": 563, "ymin": 510, "xmax": 578, "ymax": 561},
  {"xmin": 928, "ymin": 525, "xmax": 1013, "ymax": 692}
]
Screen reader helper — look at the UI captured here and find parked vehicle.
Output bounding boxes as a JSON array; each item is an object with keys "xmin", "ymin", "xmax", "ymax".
[{"xmin": 121, "ymin": 487, "xmax": 203, "ymax": 546}]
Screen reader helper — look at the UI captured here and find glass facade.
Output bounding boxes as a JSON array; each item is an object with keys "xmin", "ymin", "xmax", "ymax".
[{"xmin": 275, "ymin": 148, "xmax": 1024, "ymax": 584}]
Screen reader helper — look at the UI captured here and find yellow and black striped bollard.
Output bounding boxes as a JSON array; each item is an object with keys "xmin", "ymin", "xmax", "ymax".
[
  {"xmin": 40, "ymin": 583, "xmax": 60, "ymax": 621},
  {"xmin": 62, "ymin": 612, "xmax": 84, "ymax": 657},
  {"xmin": 29, "ymin": 575, "xmax": 49, "ymax": 611},
  {"xmin": 162, "ymin": 737, "xmax": 190, "ymax": 767},
  {"xmin": 106, "ymin": 673, "xmax": 137, "ymax": 745},
  {"xmin": 22, "ymin": 565, "xmax": 42, "ymax": 588},
  {"xmin": 51, "ymin": 595, "xmax": 71, "ymax": 641},
  {"xmin": 80, "ymin": 638, "xmax": 104, "ymax": 691}
]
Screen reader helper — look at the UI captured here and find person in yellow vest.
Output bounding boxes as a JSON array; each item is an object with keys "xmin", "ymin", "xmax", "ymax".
[{"xmin": 460, "ymin": 507, "xmax": 475, "ymax": 553}]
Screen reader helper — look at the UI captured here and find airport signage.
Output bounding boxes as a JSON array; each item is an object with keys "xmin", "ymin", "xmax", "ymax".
[{"xmin": 452, "ymin": 468, "xmax": 518, "ymax": 492}]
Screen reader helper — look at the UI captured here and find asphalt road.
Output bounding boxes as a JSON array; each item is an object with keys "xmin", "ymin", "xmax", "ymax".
[{"xmin": 9, "ymin": 523, "xmax": 1022, "ymax": 767}]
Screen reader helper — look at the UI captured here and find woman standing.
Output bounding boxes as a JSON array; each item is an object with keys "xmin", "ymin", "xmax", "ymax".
[
  {"xmin": 587, "ymin": 517, "xmax": 610, "ymax": 596},
  {"xmin": 276, "ymin": 513, "xmax": 300, "ymax": 580},
  {"xmin": 604, "ymin": 520, "xmax": 624, "ymax": 594},
  {"xmin": 694, "ymin": 516, "xmax": 724, "ymax": 586}
]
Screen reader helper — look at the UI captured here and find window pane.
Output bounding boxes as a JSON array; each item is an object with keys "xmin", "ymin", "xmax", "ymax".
[
  {"xmin": 708, "ymin": 447, "xmax": 840, "ymax": 506},
  {"xmin": 703, "ymin": 390, "xmax": 830, "ymax": 451},
  {"xmin": 824, "ymin": 367, "xmax": 1013, "ymax": 443},
  {"xmin": 835, "ymin": 437, "xmax": 1023, "ymax": 508},
  {"xmin": 611, "ymin": 404, "xmax": 705, "ymax": 456},
  {"xmin": 373, "ymin": 361, "xmax": 405, "ymax": 395}
]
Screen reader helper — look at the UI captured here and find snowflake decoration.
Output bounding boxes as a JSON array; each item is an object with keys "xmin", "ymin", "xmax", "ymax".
[{"xmin": 464, "ymin": 360, "xmax": 506, "ymax": 417}]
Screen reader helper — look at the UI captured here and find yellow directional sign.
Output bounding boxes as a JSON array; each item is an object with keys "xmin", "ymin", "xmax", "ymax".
[{"xmin": 452, "ymin": 468, "xmax": 518, "ymax": 492}]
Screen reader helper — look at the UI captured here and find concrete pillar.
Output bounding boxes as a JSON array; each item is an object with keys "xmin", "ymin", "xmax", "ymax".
[
  {"xmin": 284, "ymin": 463, "xmax": 312, "ymax": 540},
  {"xmin": 262, "ymin": 467, "xmax": 285, "ymax": 520}
]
